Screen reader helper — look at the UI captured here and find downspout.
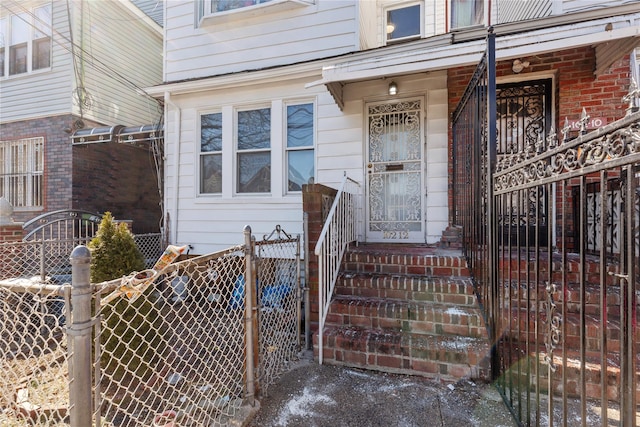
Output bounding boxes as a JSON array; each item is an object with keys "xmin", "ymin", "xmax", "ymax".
[{"xmin": 164, "ymin": 91, "xmax": 181, "ymax": 244}]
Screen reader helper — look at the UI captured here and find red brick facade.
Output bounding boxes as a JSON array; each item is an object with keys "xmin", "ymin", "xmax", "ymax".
[
  {"xmin": 302, "ymin": 183, "xmax": 338, "ymax": 331},
  {"xmin": 447, "ymin": 46, "xmax": 633, "ymax": 246}
]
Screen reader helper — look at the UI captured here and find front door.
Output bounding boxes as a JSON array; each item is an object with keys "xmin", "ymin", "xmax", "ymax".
[{"xmin": 365, "ymin": 98, "xmax": 425, "ymax": 242}]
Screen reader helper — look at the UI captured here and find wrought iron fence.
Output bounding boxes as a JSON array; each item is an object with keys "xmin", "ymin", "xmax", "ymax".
[
  {"xmin": 453, "ymin": 27, "xmax": 639, "ymax": 426},
  {"xmin": 0, "ymin": 225, "xmax": 302, "ymax": 426}
]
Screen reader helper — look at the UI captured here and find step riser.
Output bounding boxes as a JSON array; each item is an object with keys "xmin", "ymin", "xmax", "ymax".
[
  {"xmin": 336, "ymin": 275, "xmax": 477, "ymax": 306},
  {"xmin": 314, "ymin": 332, "xmax": 491, "ymax": 381},
  {"xmin": 325, "ymin": 300, "xmax": 487, "ymax": 339},
  {"xmin": 503, "ymin": 311, "xmax": 640, "ymax": 354},
  {"xmin": 344, "ymin": 254, "xmax": 469, "ymax": 277}
]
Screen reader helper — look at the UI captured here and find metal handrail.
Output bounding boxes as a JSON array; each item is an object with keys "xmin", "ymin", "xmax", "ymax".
[{"xmin": 314, "ymin": 172, "xmax": 360, "ymax": 364}]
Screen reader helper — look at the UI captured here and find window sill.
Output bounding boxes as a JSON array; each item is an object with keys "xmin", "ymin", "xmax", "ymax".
[{"xmin": 199, "ymin": 0, "xmax": 314, "ymax": 27}]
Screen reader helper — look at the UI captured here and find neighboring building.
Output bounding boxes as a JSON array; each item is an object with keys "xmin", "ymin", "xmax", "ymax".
[
  {"xmin": 149, "ymin": 0, "xmax": 640, "ymax": 254},
  {"xmin": 0, "ymin": 0, "xmax": 164, "ymax": 233}
]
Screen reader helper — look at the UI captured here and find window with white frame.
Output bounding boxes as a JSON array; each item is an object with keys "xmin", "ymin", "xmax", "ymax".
[
  {"xmin": 197, "ymin": 0, "xmax": 314, "ymax": 25},
  {"xmin": 0, "ymin": 137, "xmax": 44, "ymax": 209},
  {"xmin": 450, "ymin": 0, "xmax": 484, "ymax": 29},
  {"xmin": 210, "ymin": 0, "xmax": 273, "ymax": 13},
  {"xmin": 236, "ymin": 107, "xmax": 271, "ymax": 194},
  {"xmin": 286, "ymin": 103, "xmax": 314, "ymax": 192},
  {"xmin": 200, "ymin": 112, "xmax": 223, "ymax": 194},
  {"xmin": 385, "ymin": 3, "xmax": 422, "ymax": 44},
  {"xmin": 1, "ymin": 3, "xmax": 51, "ymax": 77}
]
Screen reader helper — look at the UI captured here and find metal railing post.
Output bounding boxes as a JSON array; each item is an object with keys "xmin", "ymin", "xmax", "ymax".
[
  {"xmin": 69, "ymin": 245, "xmax": 93, "ymax": 427},
  {"xmin": 243, "ymin": 226, "xmax": 258, "ymax": 405},
  {"xmin": 40, "ymin": 240, "xmax": 46, "ymax": 282}
]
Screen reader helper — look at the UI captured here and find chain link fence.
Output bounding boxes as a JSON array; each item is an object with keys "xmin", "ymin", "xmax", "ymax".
[
  {"xmin": 0, "ymin": 226, "xmax": 302, "ymax": 426},
  {"xmin": 0, "ymin": 280, "xmax": 70, "ymax": 426}
]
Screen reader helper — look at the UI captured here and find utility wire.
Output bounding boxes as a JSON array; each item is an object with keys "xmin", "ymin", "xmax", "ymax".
[{"xmin": 1, "ymin": 0, "xmax": 163, "ymax": 108}]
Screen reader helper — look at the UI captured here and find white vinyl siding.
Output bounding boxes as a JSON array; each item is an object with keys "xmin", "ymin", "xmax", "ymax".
[
  {"xmin": 77, "ymin": 0, "xmax": 162, "ymax": 126},
  {"xmin": 164, "ymin": 1, "xmax": 358, "ymax": 82},
  {"xmin": 0, "ymin": 0, "xmax": 161, "ymax": 126},
  {"xmin": 496, "ymin": 0, "xmax": 552, "ymax": 24}
]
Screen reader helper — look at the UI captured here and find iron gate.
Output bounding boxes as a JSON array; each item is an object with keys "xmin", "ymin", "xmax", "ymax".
[{"xmin": 453, "ymin": 30, "xmax": 639, "ymax": 426}]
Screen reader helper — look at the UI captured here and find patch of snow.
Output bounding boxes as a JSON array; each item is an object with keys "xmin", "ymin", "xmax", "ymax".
[
  {"xmin": 275, "ymin": 386, "xmax": 335, "ymax": 426},
  {"xmin": 345, "ymin": 369, "xmax": 371, "ymax": 379},
  {"xmin": 446, "ymin": 307, "xmax": 466, "ymax": 316}
]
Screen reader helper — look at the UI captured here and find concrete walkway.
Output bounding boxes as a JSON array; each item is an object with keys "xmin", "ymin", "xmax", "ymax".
[{"xmin": 244, "ymin": 352, "xmax": 517, "ymax": 427}]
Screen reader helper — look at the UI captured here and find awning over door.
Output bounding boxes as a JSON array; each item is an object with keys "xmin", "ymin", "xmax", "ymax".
[{"xmin": 71, "ymin": 124, "xmax": 163, "ymax": 148}]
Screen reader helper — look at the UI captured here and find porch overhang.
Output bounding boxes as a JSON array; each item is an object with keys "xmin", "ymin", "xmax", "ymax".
[{"xmin": 308, "ymin": 10, "xmax": 640, "ymax": 111}]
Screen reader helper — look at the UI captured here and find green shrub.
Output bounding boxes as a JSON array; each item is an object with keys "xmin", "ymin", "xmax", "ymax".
[
  {"xmin": 88, "ymin": 212, "xmax": 145, "ymax": 282},
  {"xmin": 89, "ymin": 212, "xmax": 162, "ymax": 380}
]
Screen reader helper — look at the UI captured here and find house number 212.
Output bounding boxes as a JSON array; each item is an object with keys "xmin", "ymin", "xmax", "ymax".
[{"xmin": 383, "ymin": 231, "xmax": 409, "ymax": 239}]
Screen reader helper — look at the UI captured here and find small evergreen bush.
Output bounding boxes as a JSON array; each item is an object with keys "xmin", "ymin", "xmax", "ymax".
[
  {"xmin": 88, "ymin": 212, "xmax": 145, "ymax": 282},
  {"xmin": 89, "ymin": 212, "xmax": 162, "ymax": 381}
]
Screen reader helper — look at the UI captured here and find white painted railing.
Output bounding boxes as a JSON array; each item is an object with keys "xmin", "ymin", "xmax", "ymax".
[{"xmin": 314, "ymin": 172, "xmax": 360, "ymax": 364}]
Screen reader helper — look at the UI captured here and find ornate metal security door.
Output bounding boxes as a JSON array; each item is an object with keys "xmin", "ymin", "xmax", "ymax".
[
  {"xmin": 496, "ymin": 79, "xmax": 552, "ymax": 245},
  {"xmin": 365, "ymin": 99, "xmax": 425, "ymax": 242}
]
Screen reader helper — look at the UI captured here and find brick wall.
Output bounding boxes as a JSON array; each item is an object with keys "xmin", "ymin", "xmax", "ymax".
[
  {"xmin": 302, "ymin": 183, "xmax": 338, "ymax": 332},
  {"xmin": 0, "ymin": 115, "xmax": 101, "ymax": 224},
  {"xmin": 448, "ymin": 47, "xmax": 633, "ymax": 247}
]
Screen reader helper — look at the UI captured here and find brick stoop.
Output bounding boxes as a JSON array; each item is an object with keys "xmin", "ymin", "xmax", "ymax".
[{"xmin": 314, "ymin": 243, "xmax": 492, "ymax": 382}]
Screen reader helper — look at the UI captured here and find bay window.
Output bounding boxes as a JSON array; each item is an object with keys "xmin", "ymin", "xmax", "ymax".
[
  {"xmin": 286, "ymin": 103, "xmax": 314, "ymax": 192},
  {"xmin": 200, "ymin": 112, "xmax": 223, "ymax": 194},
  {"xmin": 236, "ymin": 108, "xmax": 271, "ymax": 194}
]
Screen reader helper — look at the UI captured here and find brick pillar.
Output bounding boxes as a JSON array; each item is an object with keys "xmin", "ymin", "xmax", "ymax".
[
  {"xmin": 0, "ymin": 197, "xmax": 25, "ymax": 278},
  {"xmin": 302, "ymin": 183, "xmax": 337, "ymax": 333}
]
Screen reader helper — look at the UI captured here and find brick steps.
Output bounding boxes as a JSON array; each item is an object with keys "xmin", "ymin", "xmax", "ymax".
[
  {"xmin": 503, "ymin": 307, "xmax": 640, "ymax": 355},
  {"xmin": 500, "ymin": 346, "xmax": 640, "ymax": 403},
  {"xmin": 315, "ymin": 326, "xmax": 491, "ymax": 380},
  {"xmin": 500, "ymin": 280, "xmax": 640, "ymax": 317},
  {"xmin": 336, "ymin": 272, "xmax": 476, "ymax": 306},
  {"xmin": 315, "ymin": 243, "xmax": 491, "ymax": 382},
  {"xmin": 326, "ymin": 295, "xmax": 487, "ymax": 339}
]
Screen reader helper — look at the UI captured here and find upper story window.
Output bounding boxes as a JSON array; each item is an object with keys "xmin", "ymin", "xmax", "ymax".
[
  {"xmin": 286, "ymin": 103, "xmax": 314, "ymax": 192},
  {"xmin": 0, "ymin": 3, "xmax": 52, "ymax": 78},
  {"xmin": 200, "ymin": 112, "xmax": 223, "ymax": 194},
  {"xmin": 198, "ymin": 0, "xmax": 314, "ymax": 26},
  {"xmin": 450, "ymin": 0, "xmax": 484, "ymax": 29},
  {"xmin": 386, "ymin": 3, "xmax": 422, "ymax": 44},
  {"xmin": 237, "ymin": 107, "xmax": 271, "ymax": 194},
  {"xmin": 0, "ymin": 137, "xmax": 44, "ymax": 209},
  {"xmin": 211, "ymin": 0, "xmax": 272, "ymax": 13}
]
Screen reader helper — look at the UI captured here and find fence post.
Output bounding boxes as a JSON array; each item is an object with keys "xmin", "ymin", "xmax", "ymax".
[
  {"xmin": 69, "ymin": 245, "xmax": 93, "ymax": 427},
  {"xmin": 243, "ymin": 226, "xmax": 258, "ymax": 404}
]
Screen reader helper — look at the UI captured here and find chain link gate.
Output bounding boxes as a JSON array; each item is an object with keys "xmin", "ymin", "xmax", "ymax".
[{"xmin": 0, "ymin": 225, "xmax": 301, "ymax": 426}]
